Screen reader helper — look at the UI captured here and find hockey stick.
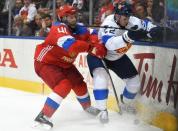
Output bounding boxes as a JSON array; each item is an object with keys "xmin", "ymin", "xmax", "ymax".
[
  {"xmin": 101, "ymin": 60, "xmax": 122, "ymax": 115},
  {"xmin": 85, "ymin": 25, "xmax": 131, "ymax": 31},
  {"xmin": 101, "ymin": 61, "xmax": 147, "ymax": 125}
]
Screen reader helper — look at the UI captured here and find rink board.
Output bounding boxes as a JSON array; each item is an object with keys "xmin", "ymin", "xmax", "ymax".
[{"xmin": 0, "ymin": 37, "xmax": 177, "ymax": 131}]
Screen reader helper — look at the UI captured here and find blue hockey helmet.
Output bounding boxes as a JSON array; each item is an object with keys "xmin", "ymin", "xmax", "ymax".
[{"xmin": 114, "ymin": 2, "xmax": 132, "ymax": 17}]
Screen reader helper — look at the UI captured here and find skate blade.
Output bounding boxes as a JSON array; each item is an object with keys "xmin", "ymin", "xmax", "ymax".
[
  {"xmin": 85, "ymin": 110, "xmax": 100, "ymax": 116},
  {"xmin": 32, "ymin": 121, "xmax": 52, "ymax": 130},
  {"xmin": 99, "ymin": 118, "xmax": 109, "ymax": 124},
  {"xmin": 96, "ymin": 113, "xmax": 109, "ymax": 124},
  {"xmin": 118, "ymin": 106, "xmax": 123, "ymax": 115}
]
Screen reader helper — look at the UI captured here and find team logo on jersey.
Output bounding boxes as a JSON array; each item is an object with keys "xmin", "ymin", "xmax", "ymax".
[
  {"xmin": 61, "ymin": 56, "xmax": 74, "ymax": 63},
  {"xmin": 68, "ymin": 52, "xmax": 76, "ymax": 58},
  {"xmin": 90, "ymin": 47, "xmax": 97, "ymax": 55},
  {"xmin": 115, "ymin": 43, "xmax": 132, "ymax": 54}
]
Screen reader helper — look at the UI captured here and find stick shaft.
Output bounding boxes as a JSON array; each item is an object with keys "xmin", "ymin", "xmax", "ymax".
[{"xmin": 102, "ymin": 60, "xmax": 122, "ymax": 114}]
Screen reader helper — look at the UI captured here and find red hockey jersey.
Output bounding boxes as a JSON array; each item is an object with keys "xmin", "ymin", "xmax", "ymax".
[{"xmin": 34, "ymin": 22, "xmax": 99, "ymax": 68}]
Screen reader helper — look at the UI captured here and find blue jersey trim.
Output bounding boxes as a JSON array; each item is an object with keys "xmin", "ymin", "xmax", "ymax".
[
  {"xmin": 93, "ymin": 89, "xmax": 109, "ymax": 100},
  {"xmin": 45, "ymin": 97, "xmax": 60, "ymax": 109},
  {"xmin": 77, "ymin": 96, "xmax": 90, "ymax": 103},
  {"xmin": 102, "ymin": 35, "xmax": 113, "ymax": 45},
  {"xmin": 73, "ymin": 24, "xmax": 88, "ymax": 35},
  {"xmin": 142, "ymin": 19, "xmax": 149, "ymax": 30},
  {"xmin": 63, "ymin": 38, "xmax": 76, "ymax": 50},
  {"xmin": 123, "ymin": 88, "xmax": 137, "ymax": 99},
  {"xmin": 52, "ymin": 21, "xmax": 62, "ymax": 26},
  {"xmin": 91, "ymin": 29, "xmax": 98, "ymax": 35}
]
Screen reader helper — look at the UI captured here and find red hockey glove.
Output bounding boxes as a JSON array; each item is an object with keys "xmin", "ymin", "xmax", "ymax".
[{"xmin": 88, "ymin": 43, "xmax": 107, "ymax": 59}]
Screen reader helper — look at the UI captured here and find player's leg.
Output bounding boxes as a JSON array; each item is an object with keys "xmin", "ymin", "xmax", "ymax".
[
  {"xmin": 34, "ymin": 61, "xmax": 73, "ymax": 128},
  {"xmin": 72, "ymin": 81, "xmax": 101, "ymax": 116},
  {"xmin": 87, "ymin": 54, "xmax": 110, "ymax": 123},
  {"xmin": 104, "ymin": 55, "xmax": 140, "ymax": 112},
  {"xmin": 65, "ymin": 65, "xmax": 97, "ymax": 114}
]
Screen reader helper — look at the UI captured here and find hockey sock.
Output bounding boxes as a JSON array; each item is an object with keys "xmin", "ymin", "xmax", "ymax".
[
  {"xmin": 123, "ymin": 75, "xmax": 140, "ymax": 102},
  {"xmin": 42, "ymin": 92, "xmax": 63, "ymax": 118},
  {"xmin": 92, "ymin": 67, "xmax": 109, "ymax": 110},
  {"xmin": 73, "ymin": 82, "xmax": 91, "ymax": 109},
  {"xmin": 77, "ymin": 94, "xmax": 91, "ymax": 109},
  {"xmin": 93, "ymin": 89, "xmax": 109, "ymax": 110},
  {"xmin": 122, "ymin": 87, "xmax": 137, "ymax": 103}
]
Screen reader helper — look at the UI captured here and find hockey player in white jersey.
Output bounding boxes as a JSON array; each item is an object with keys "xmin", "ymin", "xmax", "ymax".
[{"xmin": 87, "ymin": 2, "xmax": 165, "ymax": 123}]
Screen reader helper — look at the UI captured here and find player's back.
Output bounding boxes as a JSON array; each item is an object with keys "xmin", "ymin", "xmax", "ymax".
[
  {"xmin": 44, "ymin": 22, "xmax": 72, "ymax": 46},
  {"xmin": 98, "ymin": 14, "xmax": 125, "ymax": 40},
  {"xmin": 34, "ymin": 22, "xmax": 76, "ymax": 68}
]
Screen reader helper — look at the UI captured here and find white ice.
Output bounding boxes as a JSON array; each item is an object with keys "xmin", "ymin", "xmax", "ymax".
[{"xmin": 0, "ymin": 87, "xmax": 163, "ymax": 131}]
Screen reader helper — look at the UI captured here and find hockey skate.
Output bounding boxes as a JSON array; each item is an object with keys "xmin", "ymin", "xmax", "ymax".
[
  {"xmin": 97, "ymin": 110, "xmax": 109, "ymax": 124},
  {"xmin": 120, "ymin": 94, "xmax": 137, "ymax": 114},
  {"xmin": 84, "ymin": 106, "xmax": 100, "ymax": 116},
  {"xmin": 33, "ymin": 112, "xmax": 53, "ymax": 130}
]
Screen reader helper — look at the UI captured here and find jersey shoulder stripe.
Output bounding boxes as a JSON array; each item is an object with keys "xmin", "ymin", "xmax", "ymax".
[
  {"xmin": 102, "ymin": 35, "xmax": 113, "ymax": 45},
  {"xmin": 57, "ymin": 35, "xmax": 76, "ymax": 50},
  {"xmin": 74, "ymin": 23, "xmax": 88, "ymax": 35},
  {"xmin": 89, "ymin": 28, "xmax": 98, "ymax": 35},
  {"xmin": 52, "ymin": 21, "xmax": 62, "ymax": 26}
]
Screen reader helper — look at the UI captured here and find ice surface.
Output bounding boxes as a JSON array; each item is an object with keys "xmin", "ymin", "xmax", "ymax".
[{"xmin": 0, "ymin": 87, "xmax": 162, "ymax": 131}]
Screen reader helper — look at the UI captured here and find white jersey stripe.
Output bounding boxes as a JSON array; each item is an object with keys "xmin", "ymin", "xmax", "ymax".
[
  {"xmin": 37, "ymin": 45, "xmax": 53, "ymax": 61},
  {"xmin": 37, "ymin": 46, "xmax": 49, "ymax": 61},
  {"xmin": 57, "ymin": 35, "xmax": 74, "ymax": 48},
  {"xmin": 39, "ymin": 45, "xmax": 53, "ymax": 61},
  {"xmin": 37, "ymin": 46, "xmax": 51, "ymax": 61},
  {"xmin": 48, "ymin": 92, "xmax": 63, "ymax": 105},
  {"xmin": 76, "ymin": 92, "xmax": 89, "ymax": 99}
]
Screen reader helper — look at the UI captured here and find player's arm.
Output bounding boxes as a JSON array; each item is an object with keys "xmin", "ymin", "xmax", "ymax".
[
  {"xmin": 131, "ymin": 16, "xmax": 173, "ymax": 41},
  {"xmin": 88, "ymin": 28, "xmax": 100, "ymax": 44},
  {"xmin": 99, "ymin": 20, "xmax": 150, "ymax": 54},
  {"xmin": 55, "ymin": 25, "xmax": 106, "ymax": 58},
  {"xmin": 68, "ymin": 39, "xmax": 106, "ymax": 59},
  {"xmin": 99, "ymin": 20, "xmax": 133, "ymax": 51},
  {"xmin": 128, "ymin": 16, "xmax": 156, "ymax": 32}
]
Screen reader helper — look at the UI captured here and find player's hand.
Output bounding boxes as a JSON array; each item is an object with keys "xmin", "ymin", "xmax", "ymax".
[
  {"xmin": 88, "ymin": 43, "xmax": 107, "ymax": 59},
  {"xmin": 148, "ymin": 26, "xmax": 173, "ymax": 42},
  {"xmin": 124, "ymin": 29, "xmax": 147, "ymax": 42}
]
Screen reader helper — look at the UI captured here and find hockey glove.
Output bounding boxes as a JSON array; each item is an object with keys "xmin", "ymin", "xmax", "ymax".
[
  {"xmin": 122, "ymin": 29, "xmax": 148, "ymax": 43},
  {"xmin": 88, "ymin": 43, "xmax": 107, "ymax": 59},
  {"xmin": 148, "ymin": 26, "xmax": 173, "ymax": 42},
  {"xmin": 129, "ymin": 29, "xmax": 147, "ymax": 41}
]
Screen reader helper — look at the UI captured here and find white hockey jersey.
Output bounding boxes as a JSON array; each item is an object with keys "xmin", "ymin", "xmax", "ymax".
[{"xmin": 98, "ymin": 14, "xmax": 156, "ymax": 61}]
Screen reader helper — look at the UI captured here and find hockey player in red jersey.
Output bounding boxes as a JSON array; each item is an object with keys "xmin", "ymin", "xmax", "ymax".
[{"xmin": 33, "ymin": 5, "xmax": 106, "ymax": 129}]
